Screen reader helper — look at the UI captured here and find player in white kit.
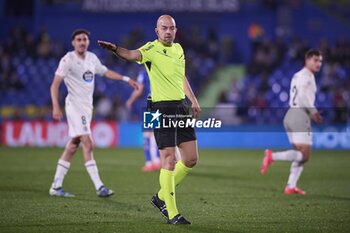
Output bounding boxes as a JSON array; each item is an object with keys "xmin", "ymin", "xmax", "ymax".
[
  {"xmin": 49, "ymin": 29, "xmax": 139, "ymax": 197},
  {"xmin": 261, "ymin": 50, "xmax": 323, "ymax": 195}
]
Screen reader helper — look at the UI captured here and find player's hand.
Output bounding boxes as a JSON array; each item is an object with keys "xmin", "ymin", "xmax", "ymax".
[
  {"xmin": 126, "ymin": 99, "xmax": 132, "ymax": 110},
  {"xmin": 128, "ymin": 79, "xmax": 141, "ymax": 90},
  {"xmin": 311, "ymin": 112, "xmax": 323, "ymax": 124},
  {"xmin": 52, "ymin": 107, "xmax": 63, "ymax": 121},
  {"xmin": 97, "ymin": 40, "xmax": 117, "ymax": 52},
  {"xmin": 192, "ymin": 102, "xmax": 201, "ymax": 119}
]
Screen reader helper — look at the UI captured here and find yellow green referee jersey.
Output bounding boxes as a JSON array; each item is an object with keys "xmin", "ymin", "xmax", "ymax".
[{"xmin": 137, "ymin": 39, "xmax": 185, "ymax": 102}]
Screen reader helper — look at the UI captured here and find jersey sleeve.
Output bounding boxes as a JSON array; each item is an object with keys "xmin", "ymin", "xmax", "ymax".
[
  {"xmin": 94, "ymin": 55, "xmax": 108, "ymax": 76},
  {"xmin": 55, "ymin": 55, "xmax": 70, "ymax": 78},
  {"xmin": 177, "ymin": 43, "xmax": 185, "ymax": 60},
  {"xmin": 137, "ymin": 42, "xmax": 156, "ymax": 64},
  {"xmin": 298, "ymin": 76, "xmax": 317, "ymax": 115}
]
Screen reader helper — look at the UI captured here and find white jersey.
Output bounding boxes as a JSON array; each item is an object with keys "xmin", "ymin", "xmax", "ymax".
[
  {"xmin": 288, "ymin": 67, "xmax": 317, "ymax": 115},
  {"xmin": 284, "ymin": 67, "xmax": 317, "ymax": 145},
  {"xmin": 55, "ymin": 51, "xmax": 108, "ymax": 109}
]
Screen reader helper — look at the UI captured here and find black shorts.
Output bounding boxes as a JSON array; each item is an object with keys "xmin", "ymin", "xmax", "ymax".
[{"xmin": 152, "ymin": 99, "xmax": 196, "ymax": 149}]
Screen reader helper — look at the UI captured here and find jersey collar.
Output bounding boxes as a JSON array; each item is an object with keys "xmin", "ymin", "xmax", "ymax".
[
  {"xmin": 302, "ymin": 67, "xmax": 314, "ymax": 77},
  {"xmin": 156, "ymin": 39, "xmax": 173, "ymax": 47}
]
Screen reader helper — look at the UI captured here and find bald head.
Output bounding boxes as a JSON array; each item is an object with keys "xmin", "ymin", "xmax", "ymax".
[
  {"xmin": 155, "ymin": 15, "xmax": 177, "ymax": 46},
  {"xmin": 157, "ymin": 15, "xmax": 176, "ymax": 28}
]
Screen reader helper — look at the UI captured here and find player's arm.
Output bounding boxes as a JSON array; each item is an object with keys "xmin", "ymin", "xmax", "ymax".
[
  {"xmin": 184, "ymin": 76, "xmax": 201, "ymax": 118},
  {"xmin": 103, "ymin": 70, "xmax": 140, "ymax": 90},
  {"xmin": 50, "ymin": 75, "xmax": 64, "ymax": 121},
  {"xmin": 298, "ymin": 78, "xmax": 323, "ymax": 123},
  {"xmin": 97, "ymin": 40, "xmax": 141, "ymax": 62},
  {"xmin": 126, "ymin": 83, "xmax": 144, "ymax": 110},
  {"xmin": 310, "ymin": 111, "xmax": 323, "ymax": 123}
]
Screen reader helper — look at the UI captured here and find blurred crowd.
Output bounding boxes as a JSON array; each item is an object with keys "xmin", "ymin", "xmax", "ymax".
[
  {"xmin": 1, "ymin": 25, "xmax": 349, "ymax": 124},
  {"xmin": 0, "ymin": 27, "xmax": 65, "ymax": 91},
  {"xmin": 218, "ymin": 34, "xmax": 350, "ymax": 124},
  {"xmin": 0, "ymin": 25, "xmax": 233, "ymax": 121}
]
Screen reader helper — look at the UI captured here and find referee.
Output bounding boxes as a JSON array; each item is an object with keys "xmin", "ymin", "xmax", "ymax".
[{"xmin": 98, "ymin": 15, "xmax": 201, "ymax": 224}]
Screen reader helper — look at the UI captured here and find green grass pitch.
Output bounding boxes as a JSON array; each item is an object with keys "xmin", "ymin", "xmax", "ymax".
[{"xmin": 0, "ymin": 147, "xmax": 349, "ymax": 232}]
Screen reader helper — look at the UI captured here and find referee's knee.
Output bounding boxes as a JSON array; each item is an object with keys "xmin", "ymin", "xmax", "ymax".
[
  {"xmin": 182, "ymin": 157, "xmax": 198, "ymax": 168},
  {"xmin": 160, "ymin": 150, "xmax": 177, "ymax": 170},
  {"xmin": 162, "ymin": 158, "xmax": 176, "ymax": 170}
]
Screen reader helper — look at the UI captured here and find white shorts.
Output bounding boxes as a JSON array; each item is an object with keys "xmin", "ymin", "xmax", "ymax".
[
  {"xmin": 283, "ymin": 108, "xmax": 312, "ymax": 145},
  {"xmin": 65, "ymin": 100, "xmax": 92, "ymax": 138}
]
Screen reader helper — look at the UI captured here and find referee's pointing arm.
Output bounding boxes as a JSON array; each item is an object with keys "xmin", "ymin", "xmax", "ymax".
[
  {"xmin": 97, "ymin": 40, "xmax": 141, "ymax": 62},
  {"xmin": 98, "ymin": 15, "xmax": 175, "ymax": 62}
]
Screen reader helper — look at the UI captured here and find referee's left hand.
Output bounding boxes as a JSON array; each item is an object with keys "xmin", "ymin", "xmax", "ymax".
[
  {"xmin": 128, "ymin": 79, "xmax": 141, "ymax": 90},
  {"xmin": 97, "ymin": 40, "xmax": 117, "ymax": 52},
  {"xmin": 192, "ymin": 102, "xmax": 201, "ymax": 119}
]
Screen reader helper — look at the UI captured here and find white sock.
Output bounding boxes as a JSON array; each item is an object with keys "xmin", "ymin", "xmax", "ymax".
[
  {"xmin": 52, "ymin": 159, "xmax": 70, "ymax": 189},
  {"xmin": 150, "ymin": 136, "xmax": 160, "ymax": 164},
  {"xmin": 287, "ymin": 162, "xmax": 304, "ymax": 188},
  {"xmin": 85, "ymin": 160, "xmax": 104, "ymax": 190},
  {"xmin": 272, "ymin": 150, "xmax": 302, "ymax": 162},
  {"xmin": 145, "ymin": 161, "xmax": 152, "ymax": 166}
]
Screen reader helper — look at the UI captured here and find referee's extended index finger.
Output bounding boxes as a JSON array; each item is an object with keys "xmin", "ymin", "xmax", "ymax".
[{"xmin": 97, "ymin": 40, "xmax": 109, "ymax": 47}]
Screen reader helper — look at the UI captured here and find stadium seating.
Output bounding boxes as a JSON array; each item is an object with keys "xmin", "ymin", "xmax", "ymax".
[{"xmin": 1, "ymin": 1, "xmax": 349, "ymax": 124}]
